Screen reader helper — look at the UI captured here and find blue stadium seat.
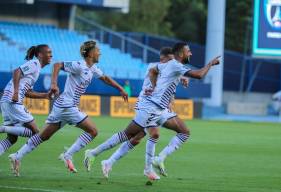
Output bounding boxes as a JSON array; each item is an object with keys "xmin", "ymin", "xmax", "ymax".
[{"xmin": 0, "ymin": 21, "xmax": 147, "ymax": 79}]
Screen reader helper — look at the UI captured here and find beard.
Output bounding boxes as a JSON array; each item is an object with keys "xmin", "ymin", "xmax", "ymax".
[
  {"xmin": 92, "ymin": 57, "xmax": 98, "ymax": 63},
  {"xmin": 183, "ymin": 57, "xmax": 190, "ymax": 64}
]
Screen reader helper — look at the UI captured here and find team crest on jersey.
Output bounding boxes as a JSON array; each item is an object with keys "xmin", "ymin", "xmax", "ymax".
[
  {"xmin": 64, "ymin": 62, "xmax": 72, "ymax": 68},
  {"xmin": 22, "ymin": 66, "xmax": 30, "ymax": 72}
]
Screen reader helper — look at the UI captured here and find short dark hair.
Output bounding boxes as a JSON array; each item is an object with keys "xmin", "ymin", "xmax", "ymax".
[
  {"xmin": 172, "ymin": 42, "xmax": 188, "ymax": 55},
  {"xmin": 160, "ymin": 47, "xmax": 173, "ymax": 56}
]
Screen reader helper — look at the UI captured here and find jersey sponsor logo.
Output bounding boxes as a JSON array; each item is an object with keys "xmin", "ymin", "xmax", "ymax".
[
  {"xmin": 23, "ymin": 98, "xmax": 49, "ymax": 115},
  {"xmin": 79, "ymin": 95, "xmax": 100, "ymax": 116},
  {"xmin": 110, "ymin": 96, "xmax": 137, "ymax": 117},
  {"xmin": 80, "ymin": 79, "xmax": 91, "ymax": 87}
]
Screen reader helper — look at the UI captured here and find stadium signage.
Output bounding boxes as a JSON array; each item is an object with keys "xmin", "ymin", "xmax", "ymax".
[
  {"xmin": 110, "ymin": 96, "xmax": 193, "ymax": 119},
  {"xmin": 23, "ymin": 98, "xmax": 49, "ymax": 115},
  {"xmin": 79, "ymin": 95, "xmax": 101, "ymax": 116},
  {"xmin": 22, "ymin": 96, "xmax": 193, "ymax": 119},
  {"xmin": 110, "ymin": 96, "xmax": 137, "ymax": 117},
  {"xmin": 253, "ymin": 0, "xmax": 281, "ymax": 58},
  {"xmin": 171, "ymin": 99, "xmax": 194, "ymax": 120}
]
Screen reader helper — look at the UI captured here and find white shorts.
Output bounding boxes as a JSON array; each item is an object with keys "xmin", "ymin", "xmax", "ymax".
[
  {"xmin": 133, "ymin": 99, "xmax": 177, "ymax": 129},
  {"xmin": 133, "ymin": 108, "xmax": 164, "ymax": 128},
  {"xmin": 143, "ymin": 108, "xmax": 177, "ymax": 134},
  {"xmin": 46, "ymin": 105, "xmax": 87, "ymax": 128},
  {"xmin": 0, "ymin": 102, "xmax": 34, "ymax": 126},
  {"xmin": 158, "ymin": 108, "xmax": 177, "ymax": 126}
]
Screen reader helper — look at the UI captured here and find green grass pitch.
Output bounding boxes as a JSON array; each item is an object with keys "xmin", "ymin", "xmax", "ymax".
[{"xmin": 0, "ymin": 115, "xmax": 281, "ymax": 192}]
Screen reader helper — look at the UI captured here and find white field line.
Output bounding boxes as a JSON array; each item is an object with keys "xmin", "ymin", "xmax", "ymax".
[{"xmin": 0, "ymin": 185, "xmax": 69, "ymax": 192}]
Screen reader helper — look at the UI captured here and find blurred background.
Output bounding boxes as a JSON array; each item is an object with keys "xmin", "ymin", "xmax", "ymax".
[
  {"xmin": 0, "ymin": 1, "xmax": 281, "ymax": 192},
  {"xmin": 0, "ymin": 0, "xmax": 280, "ymax": 122}
]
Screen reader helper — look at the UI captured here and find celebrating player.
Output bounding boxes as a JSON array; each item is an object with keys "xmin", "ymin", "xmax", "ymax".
[
  {"xmin": 83, "ymin": 42, "xmax": 220, "ymax": 180},
  {"xmin": 0, "ymin": 44, "xmax": 52, "ymax": 158},
  {"xmin": 8, "ymin": 40, "xmax": 128, "ymax": 176},
  {"xmin": 91, "ymin": 47, "xmax": 188, "ymax": 180}
]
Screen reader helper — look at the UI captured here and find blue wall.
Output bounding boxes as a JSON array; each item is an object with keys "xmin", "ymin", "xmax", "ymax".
[{"xmin": 0, "ymin": 72, "xmax": 210, "ymax": 99}]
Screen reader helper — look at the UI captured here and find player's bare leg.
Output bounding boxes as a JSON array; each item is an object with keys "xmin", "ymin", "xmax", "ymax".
[
  {"xmin": 62, "ymin": 117, "xmax": 97, "ymax": 173},
  {"xmin": 0, "ymin": 121, "xmax": 39, "ymax": 157},
  {"xmin": 153, "ymin": 117, "xmax": 190, "ymax": 176},
  {"xmin": 84, "ymin": 120, "xmax": 144, "ymax": 175},
  {"xmin": 9, "ymin": 123, "xmax": 61, "ymax": 176}
]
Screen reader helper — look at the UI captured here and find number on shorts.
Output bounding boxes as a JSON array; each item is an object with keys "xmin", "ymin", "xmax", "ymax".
[{"xmin": 146, "ymin": 113, "xmax": 156, "ymax": 125}]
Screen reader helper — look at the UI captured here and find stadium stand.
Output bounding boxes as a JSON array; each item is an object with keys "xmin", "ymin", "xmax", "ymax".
[{"xmin": 0, "ymin": 21, "xmax": 147, "ymax": 79}]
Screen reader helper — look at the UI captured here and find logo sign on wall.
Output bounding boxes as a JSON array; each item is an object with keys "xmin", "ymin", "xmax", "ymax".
[
  {"xmin": 253, "ymin": 0, "xmax": 281, "ymax": 58},
  {"xmin": 110, "ymin": 96, "xmax": 193, "ymax": 120},
  {"xmin": 171, "ymin": 99, "xmax": 193, "ymax": 120},
  {"xmin": 23, "ymin": 98, "xmax": 49, "ymax": 115},
  {"xmin": 79, "ymin": 95, "xmax": 101, "ymax": 116},
  {"xmin": 43, "ymin": 75, "xmax": 51, "ymax": 91},
  {"xmin": 110, "ymin": 96, "xmax": 137, "ymax": 117}
]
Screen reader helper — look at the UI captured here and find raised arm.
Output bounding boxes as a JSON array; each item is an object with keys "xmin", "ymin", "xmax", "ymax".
[
  {"xmin": 186, "ymin": 56, "xmax": 221, "ymax": 79},
  {"xmin": 99, "ymin": 75, "xmax": 128, "ymax": 102},
  {"xmin": 12, "ymin": 68, "xmax": 22, "ymax": 102},
  {"xmin": 50, "ymin": 62, "xmax": 63, "ymax": 96}
]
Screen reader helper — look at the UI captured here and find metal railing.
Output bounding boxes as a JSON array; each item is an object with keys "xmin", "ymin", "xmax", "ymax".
[{"xmin": 75, "ymin": 15, "xmax": 160, "ymax": 63}]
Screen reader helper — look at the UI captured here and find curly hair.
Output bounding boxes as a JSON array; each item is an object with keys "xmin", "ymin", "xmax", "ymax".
[{"xmin": 80, "ymin": 40, "xmax": 97, "ymax": 58}]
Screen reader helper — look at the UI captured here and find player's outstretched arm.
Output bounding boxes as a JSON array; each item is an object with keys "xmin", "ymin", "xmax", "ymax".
[
  {"xmin": 12, "ymin": 68, "xmax": 22, "ymax": 102},
  {"xmin": 186, "ymin": 56, "xmax": 221, "ymax": 79},
  {"xmin": 99, "ymin": 75, "xmax": 128, "ymax": 102}
]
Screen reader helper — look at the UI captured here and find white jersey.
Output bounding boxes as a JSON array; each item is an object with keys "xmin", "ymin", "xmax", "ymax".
[
  {"xmin": 147, "ymin": 59, "xmax": 191, "ymax": 109},
  {"xmin": 54, "ymin": 60, "xmax": 103, "ymax": 108},
  {"xmin": 1, "ymin": 59, "xmax": 41, "ymax": 104},
  {"xmin": 135, "ymin": 62, "xmax": 158, "ymax": 109},
  {"xmin": 139, "ymin": 62, "xmax": 159, "ymax": 98}
]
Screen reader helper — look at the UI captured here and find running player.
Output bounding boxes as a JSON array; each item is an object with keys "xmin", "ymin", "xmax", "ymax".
[
  {"xmin": 150, "ymin": 43, "xmax": 220, "ymax": 177},
  {"xmin": 83, "ymin": 42, "xmax": 220, "ymax": 180},
  {"xmin": 8, "ymin": 40, "xmax": 128, "ymax": 176},
  {"xmin": 0, "ymin": 45, "xmax": 52, "ymax": 158},
  {"xmin": 91, "ymin": 47, "xmax": 188, "ymax": 180}
]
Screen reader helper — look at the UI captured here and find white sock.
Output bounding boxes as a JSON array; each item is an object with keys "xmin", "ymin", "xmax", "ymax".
[
  {"xmin": 107, "ymin": 141, "xmax": 134, "ymax": 165},
  {"xmin": 89, "ymin": 131, "xmax": 128, "ymax": 157},
  {"xmin": 2, "ymin": 125, "xmax": 33, "ymax": 137},
  {"xmin": 64, "ymin": 132, "xmax": 93, "ymax": 160},
  {"xmin": 158, "ymin": 133, "xmax": 190, "ymax": 162},
  {"xmin": 0, "ymin": 139, "xmax": 13, "ymax": 155},
  {"xmin": 0, "ymin": 126, "xmax": 5, "ymax": 133},
  {"xmin": 145, "ymin": 137, "xmax": 158, "ymax": 171},
  {"xmin": 15, "ymin": 134, "xmax": 43, "ymax": 160}
]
